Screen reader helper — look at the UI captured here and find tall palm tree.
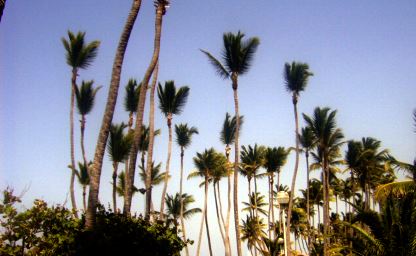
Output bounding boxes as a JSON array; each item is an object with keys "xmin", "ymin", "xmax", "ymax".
[
  {"xmin": 175, "ymin": 123, "xmax": 198, "ymax": 256},
  {"xmin": 242, "ymin": 192, "xmax": 269, "ymax": 217},
  {"xmin": 86, "ymin": 0, "xmax": 142, "ymax": 229},
  {"xmin": 138, "ymin": 124, "xmax": 161, "ymax": 170},
  {"xmin": 124, "ymin": 78, "xmax": 140, "ymax": 129},
  {"xmin": 71, "ymin": 161, "xmax": 91, "ymax": 211},
  {"xmin": 62, "ymin": 30, "xmax": 100, "ymax": 218},
  {"xmin": 220, "ymin": 112, "xmax": 243, "ymax": 255},
  {"xmin": 107, "ymin": 123, "xmax": 132, "ymax": 212},
  {"xmin": 165, "ymin": 193, "xmax": 202, "ymax": 231},
  {"xmin": 157, "ymin": 81, "xmax": 190, "ymax": 219},
  {"xmin": 240, "ymin": 215, "xmax": 267, "ymax": 256},
  {"xmin": 263, "ymin": 146, "xmax": 289, "ymax": 240},
  {"xmin": 75, "ymin": 80, "xmax": 101, "ymax": 168},
  {"xmin": 124, "ymin": 0, "xmax": 169, "ymax": 215},
  {"xmin": 283, "ymin": 61, "xmax": 313, "ymax": 251},
  {"xmin": 189, "ymin": 148, "xmax": 223, "ymax": 256},
  {"xmin": 116, "ymin": 171, "xmax": 139, "ymax": 198},
  {"xmin": 145, "ymin": 63, "xmax": 159, "ymax": 219},
  {"xmin": 303, "ymin": 107, "xmax": 344, "ymax": 256},
  {"xmin": 201, "ymin": 31, "xmax": 260, "ymax": 256}
]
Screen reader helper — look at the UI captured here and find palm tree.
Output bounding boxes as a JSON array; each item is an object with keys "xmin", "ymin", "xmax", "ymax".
[
  {"xmin": 62, "ymin": 30, "xmax": 100, "ymax": 218},
  {"xmin": 145, "ymin": 63, "xmax": 159, "ymax": 220},
  {"xmin": 243, "ymin": 192, "xmax": 269, "ymax": 217},
  {"xmin": 263, "ymin": 146, "xmax": 289, "ymax": 240},
  {"xmin": 86, "ymin": 0, "xmax": 142, "ymax": 229},
  {"xmin": 165, "ymin": 193, "xmax": 201, "ymax": 230},
  {"xmin": 175, "ymin": 123, "xmax": 198, "ymax": 256},
  {"xmin": 138, "ymin": 162, "xmax": 169, "ymax": 213},
  {"xmin": 116, "ymin": 171, "xmax": 139, "ymax": 198},
  {"xmin": 157, "ymin": 81, "xmax": 190, "ymax": 219},
  {"xmin": 138, "ymin": 124, "xmax": 161, "ymax": 170},
  {"xmin": 240, "ymin": 215, "xmax": 267, "ymax": 256},
  {"xmin": 303, "ymin": 107, "xmax": 344, "ymax": 255},
  {"xmin": 220, "ymin": 112, "xmax": 243, "ymax": 255},
  {"xmin": 201, "ymin": 31, "xmax": 260, "ymax": 256},
  {"xmin": 283, "ymin": 62, "xmax": 313, "ymax": 251},
  {"xmin": 75, "ymin": 80, "xmax": 101, "ymax": 168},
  {"xmin": 71, "ymin": 161, "xmax": 91, "ymax": 211},
  {"xmin": 124, "ymin": 0, "xmax": 169, "ymax": 215},
  {"xmin": 107, "ymin": 123, "xmax": 132, "ymax": 212},
  {"xmin": 124, "ymin": 78, "xmax": 140, "ymax": 129},
  {"xmin": 189, "ymin": 148, "xmax": 224, "ymax": 256}
]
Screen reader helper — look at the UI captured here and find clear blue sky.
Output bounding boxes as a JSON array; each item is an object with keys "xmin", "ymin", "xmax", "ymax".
[{"xmin": 1, "ymin": 1, "xmax": 415, "ymax": 255}]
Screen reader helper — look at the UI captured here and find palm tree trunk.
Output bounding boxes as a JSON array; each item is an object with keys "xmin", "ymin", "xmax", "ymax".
[
  {"xmin": 145, "ymin": 62, "xmax": 158, "ymax": 219},
  {"xmin": 124, "ymin": 1, "xmax": 163, "ymax": 215},
  {"xmin": 128, "ymin": 112, "xmax": 134, "ymax": 129},
  {"xmin": 196, "ymin": 174, "xmax": 209, "ymax": 256},
  {"xmin": 317, "ymin": 204, "xmax": 320, "ymax": 227},
  {"xmin": 213, "ymin": 183, "xmax": 227, "ymax": 253},
  {"xmin": 86, "ymin": 0, "xmax": 141, "ymax": 229},
  {"xmin": 70, "ymin": 68, "xmax": 79, "ymax": 218},
  {"xmin": 217, "ymin": 183, "xmax": 226, "ymax": 233},
  {"xmin": 83, "ymin": 185, "xmax": 87, "ymax": 211},
  {"xmin": 112, "ymin": 162, "xmax": 119, "ymax": 211},
  {"xmin": 225, "ymin": 150, "xmax": 232, "ymax": 256},
  {"xmin": 305, "ymin": 151, "xmax": 311, "ymax": 253},
  {"xmin": 254, "ymin": 174, "xmax": 259, "ymax": 220},
  {"xmin": 268, "ymin": 176, "xmax": 272, "ymax": 240},
  {"xmin": 322, "ymin": 159, "xmax": 329, "ymax": 256},
  {"xmin": 232, "ymin": 80, "xmax": 243, "ymax": 256},
  {"xmin": 160, "ymin": 116, "xmax": 172, "ymax": 219},
  {"xmin": 205, "ymin": 211, "xmax": 213, "ymax": 256},
  {"xmin": 80, "ymin": 115, "xmax": 88, "ymax": 170},
  {"xmin": 286, "ymin": 96, "xmax": 300, "ymax": 254},
  {"xmin": 179, "ymin": 146, "xmax": 190, "ymax": 256}
]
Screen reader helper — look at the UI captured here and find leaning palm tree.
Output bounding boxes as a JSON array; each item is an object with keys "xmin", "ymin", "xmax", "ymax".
[
  {"xmin": 124, "ymin": 0, "xmax": 169, "ymax": 216},
  {"xmin": 283, "ymin": 61, "xmax": 313, "ymax": 250},
  {"xmin": 124, "ymin": 79, "xmax": 140, "ymax": 129},
  {"xmin": 107, "ymin": 123, "xmax": 132, "ymax": 212},
  {"xmin": 86, "ymin": 0, "xmax": 142, "ymax": 229},
  {"xmin": 158, "ymin": 81, "xmax": 190, "ymax": 219},
  {"xmin": 62, "ymin": 30, "xmax": 100, "ymax": 218},
  {"xmin": 165, "ymin": 193, "xmax": 201, "ymax": 230},
  {"xmin": 175, "ymin": 123, "xmax": 198, "ymax": 256},
  {"xmin": 220, "ymin": 112, "xmax": 243, "ymax": 255},
  {"xmin": 303, "ymin": 107, "xmax": 344, "ymax": 256},
  {"xmin": 75, "ymin": 80, "xmax": 101, "ymax": 168},
  {"xmin": 201, "ymin": 31, "xmax": 260, "ymax": 256}
]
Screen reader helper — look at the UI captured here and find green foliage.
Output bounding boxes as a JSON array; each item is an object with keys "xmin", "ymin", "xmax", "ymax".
[
  {"xmin": 220, "ymin": 112, "xmax": 244, "ymax": 146},
  {"xmin": 175, "ymin": 123, "xmax": 198, "ymax": 149},
  {"xmin": 61, "ymin": 31, "xmax": 100, "ymax": 70},
  {"xmin": 124, "ymin": 78, "xmax": 140, "ymax": 113},
  {"xmin": 74, "ymin": 80, "xmax": 101, "ymax": 116},
  {"xmin": 157, "ymin": 80, "xmax": 190, "ymax": 117}
]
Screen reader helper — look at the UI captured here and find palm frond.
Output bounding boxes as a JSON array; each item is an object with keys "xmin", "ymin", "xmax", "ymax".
[{"xmin": 200, "ymin": 49, "xmax": 229, "ymax": 79}]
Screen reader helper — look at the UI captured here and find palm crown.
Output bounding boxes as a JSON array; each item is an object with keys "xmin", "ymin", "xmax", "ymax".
[
  {"xmin": 175, "ymin": 123, "xmax": 199, "ymax": 149},
  {"xmin": 139, "ymin": 162, "xmax": 168, "ymax": 186},
  {"xmin": 124, "ymin": 79, "xmax": 140, "ymax": 113},
  {"xmin": 165, "ymin": 193, "xmax": 201, "ymax": 221},
  {"xmin": 107, "ymin": 123, "xmax": 132, "ymax": 164},
  {"xmin": 220, "ymin": 112, "xmax": 244, "ymax": 146},
  {"xmin": 263, "ymin": 147, "xmax": 289, "ymax": 174},
  {"xmin": 284, "ymin": 62, "xmax": 313, "ymax": 101},
  {"xmin": 75, "ymin": 80, "xmax": 101, "ymax": 116},
  {"xmin": 157, "ymin": 81, "xmax": 190, "ymax": 120},
  {"xmin": 74, "ymin": 161, "xmax": 91, "ymax": 186},
  {"xmin": 62, "ymin": 31, "xmax": 100, "ymax": 70}
]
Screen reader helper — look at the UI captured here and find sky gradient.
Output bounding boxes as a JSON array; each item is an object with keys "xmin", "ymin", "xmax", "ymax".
[{"xmin": 1, "ymin": 1, "xmax": 415, "ymax": 255}]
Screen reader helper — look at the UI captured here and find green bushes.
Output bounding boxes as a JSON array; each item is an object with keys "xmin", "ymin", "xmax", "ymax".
[{"xmin": 0, "ymin": 188, "xmax": 185, "ymax": 255}]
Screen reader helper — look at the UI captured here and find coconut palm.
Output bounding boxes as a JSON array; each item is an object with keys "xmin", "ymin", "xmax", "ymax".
[
  {"xmin": 145, "ymin": 63, "xmax": 159, "ymax": 220},
  {"xmin": 157, "ymin": 81, "xmax": 190, "ymax": 219},
  {"xmin": 138, "ymin": 125, "xmax": 161, "ymax": 170},
  {"xmin": 175, "ymin": 123, "xmax": 198, "ymax": 255},
  {"xmin": 71, "ymin": 161, "xmax": 91, "ymax": 211},
  {"xmin": 241, "ymin": 215, "xmax": 267, "ymax": 256},
  {"xmin": 62, "ymin": 30, "xmax": 99, "ymax": 218},
  {"xmin": 243, "ymin": 192, "xmax": 269, "ymax": 217},
  {"xmin": 283, "ymin": 62, "xmax": 313, "ymax": 250},
  {"xmin": 124, "ymin": 79, "xmax": 140, "ymax": 129},
  {"xmin": 303, "ymin": 107, "xmax": 344, "ymax": 255},
  {"xmin": 220, "ymin": 112, "xmax": 243, "ymax": 255},
  {"xmin": 124, "ymin": 0, "xmax": 169, "ymax": 216},
  {"xmin": 165, "ymin": 193, "xmax": 201, "ymax": 231},
  {"xmin": 202, "ymin": 31, "xmax": 260, "ymax": 256},
  {"xmin": 138, "ymin": 161, "xmax": 169, "ymax": 212},
  {"xmin": 86, "ymin": 0, "xmax": 141, "ymax": 229},
  {"xmin": 189, "ymin": 148, "xmax": 224, "ymax": 256},
  {"xmin": 116, "ymin": 171, "xmax": 139, "ymax": 198},
  {"xmin": 107, "ymin": 123, "xmax": 132, "ymax": 212},
  {"xmin": 75, "ymin": 80, "xmax": 101, "ymax": 168}
]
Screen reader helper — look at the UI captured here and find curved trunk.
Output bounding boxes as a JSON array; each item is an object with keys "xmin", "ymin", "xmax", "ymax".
[
  {"xmin": 225, "ymin": 148, "xmax": 232, "ymax": 256},
  {"xmin": 159, "ymin": 115, "xmax": 172, "ymax": 219},
  {"xmin": 196, "ymin": 174, "xmax": 209, "ymax": 256},
  {"xmin": 145, "ymin": 62, "xmax": 159, "ymax": 219},
  {"xmin": 124, "ymin": 2, "xmax": 164, "ymax": 215},
  {"xmin": 112, "ymin": 162, "xmax": 119, "ymax": 211},
  {"xmin": 179, "ymin": 146, "xmax": 190, "ymax": 256},
  {"xmin": 305, "ymin": 151, "xmax": 311, "ymax": 252},
  {"xmin": 214, "ymin": 183, "xmax": 226, "ymax": 252},
  {"xmin": 205, "ymin": 209, "xmax": 213, "ymax": 256},
  {"xmin": 86, "ymin": 0, "xmax": 142, "ymax": 229},
  {"xmin": 80, "ymin": 115, "xmax": 88, "ymax": 172},
  {"xmin": 232, "ymin": 75, "xmax": 242, "ymax": 256},
  {"xmin": 286, "ymin": 96, "xmax": 300, "ymax": 254},
  {"xmin": 70, "ymin": 68, "xmax": 78, "ymax": 218}
]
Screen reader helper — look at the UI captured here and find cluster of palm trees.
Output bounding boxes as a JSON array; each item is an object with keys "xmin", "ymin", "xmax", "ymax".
[{"xmin": 61, "ymin": 1, "xmax": 415, "ymax": 255}]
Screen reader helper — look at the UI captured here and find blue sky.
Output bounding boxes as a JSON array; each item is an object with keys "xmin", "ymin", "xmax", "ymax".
[{"xmin": 1, "ymin": 1, "xmax": 415, "ymax": 255}]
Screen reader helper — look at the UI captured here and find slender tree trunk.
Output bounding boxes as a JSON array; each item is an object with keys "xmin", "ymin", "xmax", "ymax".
[
  {"xmin": 317, "ymin": 204, "xmax": 320, "ymax": 228},
  {"xmin": 86, "ymin": 0, "xmax": 142, "ymax": 229},
  {"xmin": 179, "ymin": 146, "xmax": 190, "ymax": 256},
  {"xmin": 254, "ymin": 174, "xmax": 259, "ymax": 220},
  {"xmin": 271, "ymin": 173, "xmax": 276, "ymax": 239},
  {"xmin": 232, "ymin": 78, "xmax": 243, "ymax": 256},
  {"xmin": 145, "ymin": 62, "xmax": 159, "ymax": 219},
  {"xmin": 305, "ymin": 151, "xmax": 311, "ymax": 253},
  {"xmin": 83, "ymin": 185, "xmax": 87, "ymax": 211},
  {"xmin": 214, "ymin": 183, "xmax": 227, "ymax": 253},
  {"xmin": 128, "ymin": 112, "xmax": 134, "ymax": 129},
  {"xmin": 70, "ymin": 68, "xmax": 79, "ymax": 218},
  {"xmin": 196, "ymin": 174, "xmax": 209, "ymax": 256},
  {"xmin": 322, "ymin": 158, "xmax": 329, "ymax": 256},
  {"xmin": 160, "ymin": 115, "xmax": 172, "ymax": 219},
  {"xmin": 286, "ymin": 95, "xmax": 300, "ymax": 254},
  {"xmin": 112, "ymin": 162, "xmax": 119, "ymax": 211},
  {"xmin": 225, "ymin": 148, "xmax": 232, "ymax": 256},
  {"xmin": 205, "ymin": 212, "xmax": 213, "ymax": 256},
  {"xmin": 80, "ymin": 115, "xmax": 88, "ymax": 170},
  {"xmin": 268, "ymin": 176, "xmax": 272, "ymax": 240},
  {"xmin": 124, "ymin": 2, "xmax": 164, "ymax": 215}
]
